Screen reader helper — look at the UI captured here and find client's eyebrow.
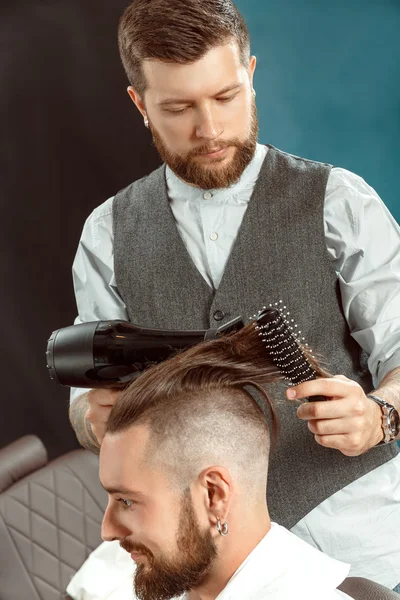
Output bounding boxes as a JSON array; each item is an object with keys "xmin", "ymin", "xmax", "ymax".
[
  {"xmin": 103, "ymin": 485, "xmax": 146, "ymax": 498},
  {"xmin": 158, "ymin": 82, "xmax": 243, "ymax": 107}
]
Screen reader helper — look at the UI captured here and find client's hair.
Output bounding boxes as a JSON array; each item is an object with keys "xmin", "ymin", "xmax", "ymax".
[
  {"xmin": 106, "ymin": 321, "xmax": 323, "ymax": 493},
  {"xmin": 118, "ymin": 0, "xmax": 251, "ymax": 97}
]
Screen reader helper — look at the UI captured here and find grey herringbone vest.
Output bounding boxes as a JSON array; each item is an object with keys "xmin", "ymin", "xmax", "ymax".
[{"xmin": 113, "ymin": 145, "xmax": 398, "ymax": 529}]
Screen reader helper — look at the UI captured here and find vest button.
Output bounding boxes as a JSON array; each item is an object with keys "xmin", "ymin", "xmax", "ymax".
[{"xmin": 213, "ymin": 310, "xmax": 225, "ymax": 322}]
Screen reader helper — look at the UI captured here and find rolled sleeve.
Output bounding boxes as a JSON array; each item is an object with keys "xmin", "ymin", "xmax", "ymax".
[
  {"xmin": 325, "ymin": 168, "xmax": 400, "ymax": 384},
  {"xmin": 70, "ymin": 196, "xmax": 129, "ymax": 404}
]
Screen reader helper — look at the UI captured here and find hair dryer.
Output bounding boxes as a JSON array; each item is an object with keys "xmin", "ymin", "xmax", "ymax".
[{"xmin": 46, "ymin": 317, "xmax": 244, "ymax": 389}]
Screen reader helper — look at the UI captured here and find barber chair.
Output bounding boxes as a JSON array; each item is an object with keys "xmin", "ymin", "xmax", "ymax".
[
  {"xmin": 0, "ymin": 436, "xmax": 398, "ymax": 600},
  {"xmin": 0, "ymin": 435, "xmax": 107, "ymax": 600}
]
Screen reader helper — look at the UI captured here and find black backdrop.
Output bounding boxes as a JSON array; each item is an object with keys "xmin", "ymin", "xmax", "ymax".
[{"xmin": 1, "ymin": 0, "xmax": 160, "ymax": 458}]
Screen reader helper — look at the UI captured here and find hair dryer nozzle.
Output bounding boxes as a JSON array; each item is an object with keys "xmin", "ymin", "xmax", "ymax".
[{"xmin": 46, "ymin": 321, "xmax": 99, "ymax": 387}]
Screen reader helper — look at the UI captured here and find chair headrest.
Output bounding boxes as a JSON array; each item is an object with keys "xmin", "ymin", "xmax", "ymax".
[{"xmin": 0, "ymin": 435, "xmax": 48, "ymax": 492}]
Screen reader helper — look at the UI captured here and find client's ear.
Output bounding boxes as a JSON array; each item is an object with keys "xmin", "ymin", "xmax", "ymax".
[{"xmin": 199, "ymin": 466, "xmax": 233, "ymax": 526}]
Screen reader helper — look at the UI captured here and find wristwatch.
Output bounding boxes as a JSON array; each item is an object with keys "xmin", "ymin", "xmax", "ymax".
[{"xmin": 367, "ymin": 393, "xmax": 400, "ymax": 444}]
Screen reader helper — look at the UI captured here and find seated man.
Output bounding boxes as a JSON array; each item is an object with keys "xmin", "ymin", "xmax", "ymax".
[{"xmin": 99, "ymin": 323, "xmax": 354, "ymax": 600}]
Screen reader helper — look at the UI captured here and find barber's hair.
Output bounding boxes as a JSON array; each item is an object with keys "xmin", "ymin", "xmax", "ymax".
[
  {"xmin": 107, "ymin": 321, "xmax": 322, "ymax": 494},
  {"xmin": 118, "ymin": 0, "xmax": 251, "ymax": 97}
]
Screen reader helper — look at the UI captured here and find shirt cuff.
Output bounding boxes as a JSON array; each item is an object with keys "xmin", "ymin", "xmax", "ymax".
[{"xmin": 376, "ymin": 349, "xmax": 400, "ymax": 386}]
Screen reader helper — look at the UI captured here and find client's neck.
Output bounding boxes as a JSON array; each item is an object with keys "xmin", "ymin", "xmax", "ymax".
[{"xmin": 188, "ymin": 507, "xmax": 271, "ymax": 600}]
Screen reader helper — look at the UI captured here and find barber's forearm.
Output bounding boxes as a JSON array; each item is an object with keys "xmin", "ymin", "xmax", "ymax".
[
  {"xmin": 371, "ymin": 366, "xmax": 400, "ymax": 440},
  {"xmin": 70, "ymin": 386, "xmax": 89, "ymax": 406},
  {"xmin": 69, "ymin": 393, "xmax": 101, "ymax": 454}
]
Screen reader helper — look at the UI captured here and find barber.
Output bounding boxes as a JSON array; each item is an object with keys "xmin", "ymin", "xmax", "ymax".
[{"xmin": 69, "ymin": 0, "xmax": 400, "ymax": 590}]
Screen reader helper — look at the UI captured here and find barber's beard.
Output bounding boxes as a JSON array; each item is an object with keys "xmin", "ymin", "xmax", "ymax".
[
  {"xmin": 149, "ymin": 100, "xmax": 259, "ymax": 190},
  {"xmin": 120, "ymin": 490, "xmax": 218, "ymax": 600}
]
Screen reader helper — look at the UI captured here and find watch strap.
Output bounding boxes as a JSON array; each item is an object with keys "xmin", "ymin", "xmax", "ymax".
[{"xmin": 367, "ymin": 393, "xmax": 396, "ymax": 444}]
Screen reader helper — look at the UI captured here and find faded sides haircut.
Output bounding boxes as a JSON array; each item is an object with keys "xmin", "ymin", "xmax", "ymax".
[
  {"xmin": 106, "ymin": 322, "xmax": 282, "ymax": 494},
  {"xmin": 118, "ymin": 0, "xmax": 251, "ymax": 97}
]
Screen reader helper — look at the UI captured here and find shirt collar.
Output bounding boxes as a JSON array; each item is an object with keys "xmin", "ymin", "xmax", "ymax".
[
  {"xmin": 165, "ymin": 143, "xmax": 268, "ymax": 204},
  {"xmin": 183, "ymin": 523, "xmax": 350, "ymax": 600}
]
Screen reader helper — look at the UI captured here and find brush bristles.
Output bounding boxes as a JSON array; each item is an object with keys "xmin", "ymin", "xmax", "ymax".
[{"xmin": 247, "ymin": 302, "xmax": 331, "ymax": 385}]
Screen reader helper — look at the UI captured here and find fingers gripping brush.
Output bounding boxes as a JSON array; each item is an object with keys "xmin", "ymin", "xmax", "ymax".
[{"xmin": 252, "ymin": 302, "xmax": 330, "ymax": 402}]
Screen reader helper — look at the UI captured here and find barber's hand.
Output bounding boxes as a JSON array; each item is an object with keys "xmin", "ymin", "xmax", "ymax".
[
  {"xmin": 86, "ymin": 388, "xmax": 124, "ymax": 445},
  {"xmin": 286, "ymin": 375, "xmax": 383, "ymax": 456}
]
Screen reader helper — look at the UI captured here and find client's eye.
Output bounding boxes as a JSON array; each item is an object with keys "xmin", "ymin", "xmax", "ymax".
[{"xmin": 118, "ymin": 498, "xmax": 134, "ymax": 509}]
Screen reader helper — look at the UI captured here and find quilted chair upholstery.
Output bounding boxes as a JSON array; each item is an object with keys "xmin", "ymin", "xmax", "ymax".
[
  {"xmin": 0, "ymin": 435, "xmax": 107, "ymax": 600},
  {"xmin": 338, "ymin": 577, "xmax": 400, "ymax": 600}
]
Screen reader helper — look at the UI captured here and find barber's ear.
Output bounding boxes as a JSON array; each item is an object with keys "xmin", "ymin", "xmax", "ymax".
[
  {"xmin": 248, "ymin": 55, "xmax": 257, "ymax": 86},
  {"xmin": 199, "ymin": 466, "xmax": 232, "ymax": 524},
  {"xmin": 127, "ymin": 86, "xmax": 147, "ymax": 119}
]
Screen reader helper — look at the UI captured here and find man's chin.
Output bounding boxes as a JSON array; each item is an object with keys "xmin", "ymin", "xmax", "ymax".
[{"xmin": 163, "ymin": 139, "xmax": 256, "ymax": 189}]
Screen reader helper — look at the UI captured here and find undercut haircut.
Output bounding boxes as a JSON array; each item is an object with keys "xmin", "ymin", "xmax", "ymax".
[
  {"xmin": 106, "ymin": 323, "xmax": 282, "ymax": 494},
  {"xmin": 118, "ymin": 0, "xmax": 251, "ymax": 97}
]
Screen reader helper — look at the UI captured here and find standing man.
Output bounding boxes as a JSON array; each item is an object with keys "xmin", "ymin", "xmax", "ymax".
[{"xmin": 69, "ymin": 0, "xmax": 400, "ymax": 590}]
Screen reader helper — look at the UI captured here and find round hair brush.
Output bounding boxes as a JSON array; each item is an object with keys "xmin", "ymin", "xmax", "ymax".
[{"xmin": 253, "ymin": 302, "xmax": 330, "ymax": 401}]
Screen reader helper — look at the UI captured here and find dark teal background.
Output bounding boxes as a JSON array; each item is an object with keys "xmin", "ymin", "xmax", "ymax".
[{"xmin": 236, "ymin": 0, "xmax": 400, "ymax": 222}]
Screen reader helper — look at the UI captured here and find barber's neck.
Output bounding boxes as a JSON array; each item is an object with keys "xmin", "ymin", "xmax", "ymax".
[{"xmin": 188, "ymin": 505, "xmax": 271, "ymax": 600}]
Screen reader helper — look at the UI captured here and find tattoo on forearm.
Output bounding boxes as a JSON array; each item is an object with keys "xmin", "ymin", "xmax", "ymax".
[
  {"xmin": 69, "ymin": 394, "xmax": 100, "ymax": 454},
  {"xmin": 373, "ymin": 367, "xmax": 400, "ymax": 410}
]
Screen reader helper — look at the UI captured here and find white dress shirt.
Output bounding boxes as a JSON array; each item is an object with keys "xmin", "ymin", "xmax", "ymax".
[
  {"xmin": 66, "ymin": 524, "xmax": 352, "ymax": 600},
  {"xmin": 180, "ymin": 524, "xmax": 352, "ymax": 600},
  {"xmin": 71, "ymin": 144, "xmax": 400, "ymax": 587}
]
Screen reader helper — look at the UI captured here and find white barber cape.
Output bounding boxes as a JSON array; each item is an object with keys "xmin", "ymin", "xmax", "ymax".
[{"xmin": 67, "ymin": 523, "xmax": 353, "ymax": 600}]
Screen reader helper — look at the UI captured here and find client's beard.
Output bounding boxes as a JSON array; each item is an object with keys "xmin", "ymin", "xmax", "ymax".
[
  {"xmin": 120, "ymin": 490, "xmax": 218, "ymax": 600},
  {"xmin": 150, "ymin": 99, "xmax": 259, "ymax": 190}
]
